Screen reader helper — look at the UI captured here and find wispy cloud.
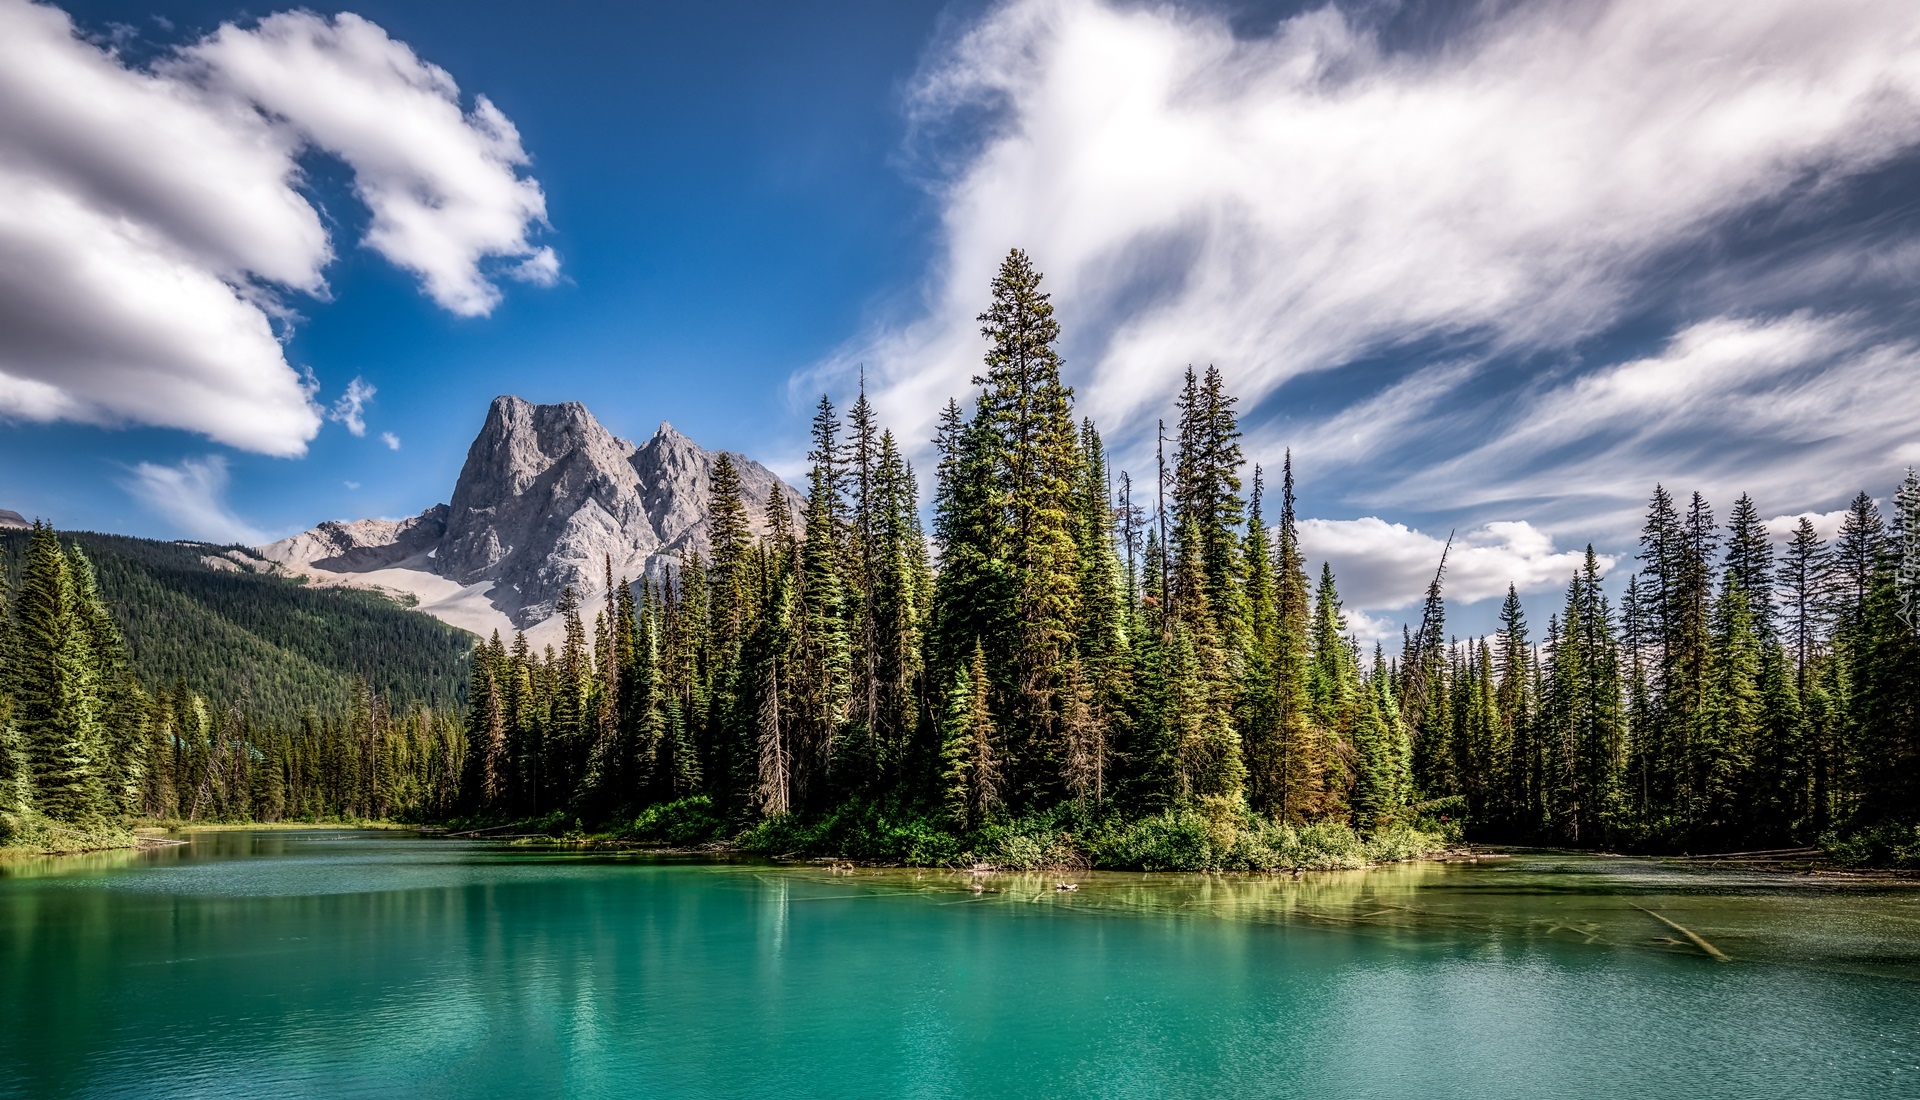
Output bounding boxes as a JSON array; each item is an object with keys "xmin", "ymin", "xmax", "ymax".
[
  {"xmin": 120, "ymin": 455, "xmax": 268, "ymax": 544},
  {"xmin": 1393, "ymin": 313, "xmax": 1920, "ymax": 532},
  {"xmin": 328, "ymin": 376, "xmax": 375, "ymax": 436},
  {"xmin": 826, "ymin": 0, "xmax": 1920, "ymax": 461},
  {"xmin": 380, "ymin": 431, "xmax": 401, "ymax": 451},
  {"xmin": 805, "ymin": 0, "xmax": 1920, "ymax": 628},
  {"xmin": 0, "ymin": 2, "xmax": 555, "ymax": 456}
]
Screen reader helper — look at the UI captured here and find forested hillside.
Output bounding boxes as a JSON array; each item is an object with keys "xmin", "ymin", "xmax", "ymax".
[
  {"xmin": 0, "ymin": 530, "xmax": 472, "ymax": 726},
  {"xmin": 1, "ymin": 524, "xmax": 468, "ymax": 842}
]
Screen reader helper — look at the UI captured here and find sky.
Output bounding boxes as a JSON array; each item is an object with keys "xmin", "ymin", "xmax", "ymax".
[{"xmin": 3, "ymin": 0, "xmax": 1919, "ymax": 641}]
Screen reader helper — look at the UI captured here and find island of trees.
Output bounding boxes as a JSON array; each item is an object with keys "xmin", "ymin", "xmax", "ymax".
[{"xmin": 4, "ymin": 250, "xmax": 1917, "ymax": 868}]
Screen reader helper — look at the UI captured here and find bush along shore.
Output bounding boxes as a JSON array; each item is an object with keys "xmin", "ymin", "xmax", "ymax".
[
  {"xmin": 6, "ymin": 249, "xmax": 1918, "ymax": 868},
  {"xmin": 445, "ymin": 796, "xmax": 1460, "ymax": 873}
]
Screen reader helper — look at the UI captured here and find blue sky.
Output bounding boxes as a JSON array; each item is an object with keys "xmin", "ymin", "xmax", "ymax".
[{"xmin": 3, "ymin": 0, "xmax": 1919, "ymax": 639}]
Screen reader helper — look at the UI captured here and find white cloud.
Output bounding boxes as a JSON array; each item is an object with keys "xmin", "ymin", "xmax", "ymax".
[
  {"xmin": 174, "ymin": 12, "xmax": 555, "ymax": 316},
  {"xmin": 0, "ymin": 2, "xmax": 553, "ymax": 456},
  {"xmin": 826, "ymin": 0, "xmax": 1920, "ymax": 472},
  {"xmin": 1765, "ymin": 508, "xmax": 1855, "ymax": 543},
  {"xmin": 343, "ymin": 480, "xmax": 361, "ymax": 490},
  {"xmin": 380, "ymin": 431, "xmax": 401, "ymax": 451},
  {"xmin": 1297, "ymin": 517, "xmax": 1605, "ymax": 620},
  {"xmin": 120, "ymin": 455, "xmax": 268, "ymax": 544},
  {"xmin": 328, "ymin": 376, "xmax": 375, "ymax": 436},
  {"xmin": 1399, "ymin": 313, "xmax": 1920, "ymax": 529}
]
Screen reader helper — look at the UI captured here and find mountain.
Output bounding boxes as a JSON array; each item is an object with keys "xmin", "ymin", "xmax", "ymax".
[
  {"xmin": 262, "ymin": 395, "xmax": 801, "ymax": 641},
  {"xmin": 0, "ymin": 509, "xmax": 28, "ymax": 530},
  {"xmin": 0, "ymin": 529, "xmax": 473, "ymax": 727}
]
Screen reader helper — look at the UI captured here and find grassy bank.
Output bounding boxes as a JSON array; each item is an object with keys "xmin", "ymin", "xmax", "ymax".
[
  {"xmin": 0, "ymin": 810, "xmax": 139, "ymax": 857},
  {"xmin": 456, "ymin": 798, "xmax": 1461, "ymax": 873}
]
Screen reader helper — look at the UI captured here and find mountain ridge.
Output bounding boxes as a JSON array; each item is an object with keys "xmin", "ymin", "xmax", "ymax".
[{"xmin": 262, "ymin": 395, "xmax": 801, "ymax": 641}]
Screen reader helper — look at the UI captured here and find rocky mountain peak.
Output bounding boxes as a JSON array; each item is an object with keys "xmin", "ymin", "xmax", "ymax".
[{"xmin": 262, "ymin": 396, "xmax": 800, "ymax": 633}]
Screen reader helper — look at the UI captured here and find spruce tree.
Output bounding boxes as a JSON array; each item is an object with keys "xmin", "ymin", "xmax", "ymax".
[
  {"xmin": 1306, "ymin": 563, "xmax": 1356, "ymax": 818},
  {"xmin": 972, "ymin": 248, "xmax": 1082, "ymax": 806},
  {"xmin": 1495, "ymin": 585, "xmax": 1542, "ymax": 836},
  {"xmin": 1700, "ymin": 579, "xmax": 1762, "ymax": 841},
  {"xmin": 14, "ymin": 525, "xmax": 108, "ymax": 822},
  {"xmin": 940, "ymin": 643, "xmax": 999, "ymax": 829},
  {"xmin": 1832, "ymin": 491, "xmax": 1885, "ymax": 639},
  {"xmin": 1271, "ymin": 453, "xmax": 1317, "ymax": 821},
  {"xmin": 1240, "ymin": 467, "xmax": 1284, "ymax": 817},
  {"xmin": 1724, "ymin": 493, "xmax": 1775, "ymax": 634},
  {"xmin": 793, "ymin": 398, "xmax": 852, "ymax": 809}
]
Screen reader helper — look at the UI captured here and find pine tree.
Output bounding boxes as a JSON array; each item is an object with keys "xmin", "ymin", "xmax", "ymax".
[
  {"xmin": 1777, "ymin": 518, "xmax": 1830, "ymax": 697},
  {"xmin": 1700, "ymin": 578, "xmax": 1762, "ymax": 842},
  {"xmin": 65, "ymin": 544, "xmax": 143, "ymax": 815},
  {"xmin": 1270, "ymin": 453, "xmax": 1318, "ymax": 821},
  {"xmin": 0, "ymin": 576, "xmax": 18, "ymax": 814},
  {"xmin": 1495, "ymin": 585, "xmax": 1542, "ymax": 836},
  {"xmin": 1240, "ymin": 467, "xmax": 1284, "ymax": 817},
  {"xmin": 1539, "ymin": 549, "xmax": 1627, "ymax": 844},
  {"xmin": 1350, "ymin": 647, "xmax": 1401, "ymax": 829},
  {"xmin": 1306, "ymin": 563, "xmax": 1356, "ymax": 818},
  {"xmin": 844, "ymin": 383, "xmax": 882, "ymax": 783},
  {"xmin": 1724, "ymin": 493, "xmax": 1775, "ymax": 634},
  {"xmin": 1171, "ymin": 365, "xmax": 1246, "ymax": 644},
  {"xmin": 1832, "ymin": 491, "xmax": 1885, "ymax": 640},
  {"xmin": 869, "ymin": 429, "xmax": 929, "ymax": 785},
  {"xmin": 940, "ymin": 643, "xmax": 999, "ymax": 829},
  {"xmin": 971, "ymin": 248, "xmax": 1082, "ymax": 807},
  {"xmin": 14, "ymin": 525, "xmax": 108, "ymax": 822}
]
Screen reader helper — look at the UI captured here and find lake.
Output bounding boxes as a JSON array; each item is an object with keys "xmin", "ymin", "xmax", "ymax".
[{"xmin": 2, "ymin": 830, "xmax": 1917, "ymax": 1099}]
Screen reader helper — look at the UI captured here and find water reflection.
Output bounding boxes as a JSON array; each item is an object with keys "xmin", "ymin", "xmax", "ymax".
[
  {"xmin": 774, "ymin": 856, "xmax": 1920, "ymax": 979},
  {"xmin": 2, "ymin": 832, "xmax": 1916, "ymax": 1100}
]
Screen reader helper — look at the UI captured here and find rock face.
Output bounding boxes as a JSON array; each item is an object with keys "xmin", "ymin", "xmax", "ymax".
[
  {"xmin": 266, "ymin": 507, "xmax": 450, "ymax": 573},
  {"xmin": 0, "ymin": 508, "xmax": 29, "ymax": 530},
  {"xmin": 262, "ymin": 396, "xmax": 799, "ymax": 630}
]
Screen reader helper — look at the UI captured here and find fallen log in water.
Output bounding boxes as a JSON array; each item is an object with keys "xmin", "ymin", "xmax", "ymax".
[{"xmin": 1634, "ymin": 904, "xmax": 1731, "ymax": 962}]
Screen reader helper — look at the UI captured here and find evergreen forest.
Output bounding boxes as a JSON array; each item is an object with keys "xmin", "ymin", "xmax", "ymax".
[
  {"xmin": 455, "ymin": 251, "xmax": 1920, "ymax": 867},
  {"xmin": 4, "ymin": 250, "xmax": 1917, "ymax": 867},
  {"xmin": 0, "ymin": 525, "xmax": 467, "ymax": 848}
]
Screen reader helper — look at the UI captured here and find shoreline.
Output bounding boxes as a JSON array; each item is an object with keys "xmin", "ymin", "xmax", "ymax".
[
  {"xmin": 1, "ymin": 819, "xmax": 417, "ymax": 859},
  {"xmin": 8, "ymin": 823, "xmax": 1916, "ymax": 880}
]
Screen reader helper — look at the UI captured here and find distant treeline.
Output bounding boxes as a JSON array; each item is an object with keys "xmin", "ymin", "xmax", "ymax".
[
  {"xmin": 0, "ymin": 524, "xmax": 465, "ymax": 833},
  {"xmin": 457, "ymin": 249, "xmax": 1920, "ymax": 855}
]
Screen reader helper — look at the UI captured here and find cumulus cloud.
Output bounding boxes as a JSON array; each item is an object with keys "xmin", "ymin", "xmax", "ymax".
[
  {"xmin": 1297, "ymin": 518, "xmax": 1607, "ymax": 620},
  {"xmin": 120, "ymin": 455, "xmax": 268, "ymax": 544},
  {"xmin": 0, "ymin": 2, "xmax": 553, "ymax": 456},
  {"xmin": 823, "ymin": 0, "xmax": 1920, "ymax": 491},
  {"xmin": 328, "ymin": 377, "xmax": 375, "ymax": 437},
  {"xmin": 1765, "ymin": 508, "xmax": 1856, "ymax": 544},
  {"xmin": 380, "ymin": 431, "xmax": 401, "ymax": 451}
]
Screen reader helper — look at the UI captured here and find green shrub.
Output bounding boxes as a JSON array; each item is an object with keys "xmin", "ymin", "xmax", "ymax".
[
  {"xmin": 619, "ymin": 796, "xmax": 725, "ymax": 846},
  {"xmin": 730, "ymin": 797, "xmax": 1450, "ymax": 872},
  {"xmin": 1823, "ymin": 822, "xmax": 1920, "ymax": 869},
  {"xmin": 735, "ymin": 800, "xmax": 964, "ymax": 865}
]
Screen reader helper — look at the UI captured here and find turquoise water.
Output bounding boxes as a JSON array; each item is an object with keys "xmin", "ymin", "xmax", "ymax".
[{"xmin": 3, "ymin": 832, "xmax": 1918, "ymax": 1099}]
